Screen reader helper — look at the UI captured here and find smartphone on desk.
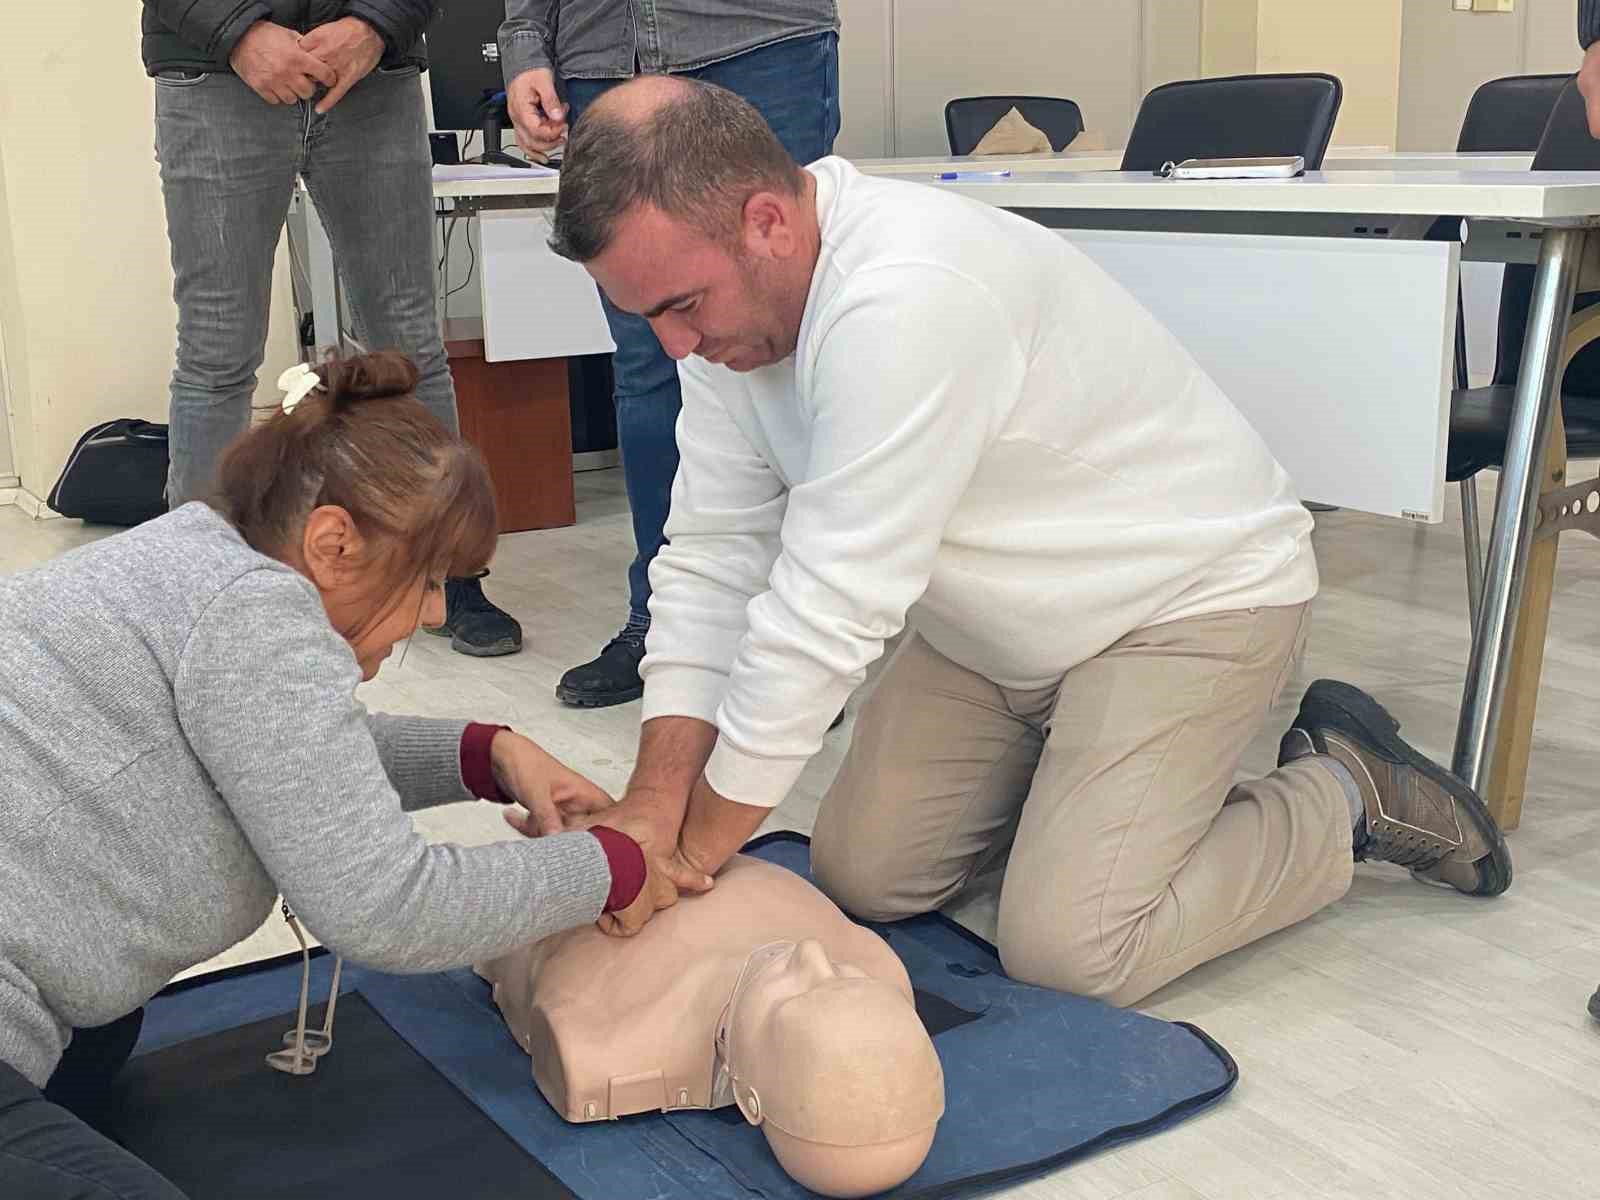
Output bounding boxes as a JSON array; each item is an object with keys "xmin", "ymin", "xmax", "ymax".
[{"xmin": 1157, "ymin": 155, "xmax": 1305, "ymax": 180}]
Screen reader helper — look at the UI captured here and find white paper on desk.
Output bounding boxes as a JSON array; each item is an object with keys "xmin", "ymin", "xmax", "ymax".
[{"xmin": 432, "ymin": 163, "xmax": 559, "ymax": 181}]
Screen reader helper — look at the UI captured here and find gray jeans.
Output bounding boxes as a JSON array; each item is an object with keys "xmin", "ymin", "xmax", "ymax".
[{"xmin": 154, "ymin": 67, "xmax": 455, "ymax": 507}]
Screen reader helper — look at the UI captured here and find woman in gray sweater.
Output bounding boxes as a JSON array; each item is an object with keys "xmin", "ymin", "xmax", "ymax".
[{"xmin": 0, "ymin": 352, "xmax": 690, "ymax": 1198}]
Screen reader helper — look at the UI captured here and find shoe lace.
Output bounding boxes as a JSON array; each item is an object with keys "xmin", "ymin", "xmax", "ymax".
[
  {"xmin": 606, "ymin": 626, "xmax": 648, "ymax": 655},
  {"xmin": 1359, "ymin": 822, "xmax": 1450, "ymax": 871}
]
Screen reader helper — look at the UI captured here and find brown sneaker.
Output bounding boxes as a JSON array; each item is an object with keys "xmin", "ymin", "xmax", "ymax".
[{"xmin": 1278, "ymin": 680, "xmax": 1512, "ymax": 897}]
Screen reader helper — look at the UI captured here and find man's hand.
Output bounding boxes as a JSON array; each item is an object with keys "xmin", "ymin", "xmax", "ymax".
[
  {"xmin": 492, "ymin": 731, "xmax": 616, "ymax": 838},
  {"xmin": 507, "ymin": 68, "xmax": 568, "ymax": 154},
  {"xmin": 574, "ymin": 715, "xmax": 719, "ymax": 853},
  {"xmin": 230, "ymin": 21, "xmax": 339, "ymax": 105},
  {"xmin": 575, "ymin": 792, "xmax": 683, "ymax": 858},
  {"xmin": 675, "ymin": 773, "xmax": 771, "ymax": 879},
  {"xmin": 299, "ymin": 17, "xmax": 386, "ymax": 114},
  {"xmin": 598, "ymin": 852, "xmax": 712, "ymax": 938}
]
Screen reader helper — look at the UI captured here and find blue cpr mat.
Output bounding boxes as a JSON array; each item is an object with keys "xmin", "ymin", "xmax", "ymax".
[{"xmin": 128, "ymin": 832, "xmax": 1236, "ymax": 1199}]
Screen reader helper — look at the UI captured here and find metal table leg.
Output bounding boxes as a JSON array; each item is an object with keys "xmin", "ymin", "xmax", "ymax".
[
  {"xmin": 1451, "ymin": 227, "xmax": 1584, "ymax": 795},
  {"xmin": 1454, "ymin": 290, "xmax": 1485, "ymax": 632}
]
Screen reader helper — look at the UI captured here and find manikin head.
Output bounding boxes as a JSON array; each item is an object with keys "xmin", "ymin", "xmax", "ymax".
[
  {"xmin": 720, "ymin": 940, "xmax": 945, "ymax": 1198},
  {"xmin": 550, "ymin": 75, "xmax": 822, "ymax": 375}
]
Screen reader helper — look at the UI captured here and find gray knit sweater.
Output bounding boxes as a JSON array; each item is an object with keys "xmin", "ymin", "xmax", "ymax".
[{"xmin": 0, "ymin": 503, "xmax": 610, "ymax": 1087}]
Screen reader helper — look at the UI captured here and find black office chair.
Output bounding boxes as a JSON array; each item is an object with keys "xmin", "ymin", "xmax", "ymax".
[
  {"xmin": 1448, "ymin": 74, "xmax": 1571, "ymax": 622},
  {"xmin": 1456, "ymin": 73, "xmax": 1570, "ymax": 154},
  {"xmin": 1119, "ymin": 73, "xmax": 1342, "ymax": 172},
  {"xmin": 1450, "ymin": 77, "xmax": 1600, "ymax": 625},
  {"xmin": 944, "ymin": 96, "xmax": 1085, "ymax": 156}
]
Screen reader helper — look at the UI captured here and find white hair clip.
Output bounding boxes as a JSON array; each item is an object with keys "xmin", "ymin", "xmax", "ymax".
[{"xmin": 277, "ymin": 362, "xmax": 322, "ymax": 415}]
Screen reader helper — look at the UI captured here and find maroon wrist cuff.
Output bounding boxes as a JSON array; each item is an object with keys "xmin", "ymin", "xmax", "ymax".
[
  {"xmin": 460, "ymin": 722, "xmax": 512, "ymax": 803},
  {"xmin": 590, "ymin": 826, "xmax": 647, "ymax": 913}
]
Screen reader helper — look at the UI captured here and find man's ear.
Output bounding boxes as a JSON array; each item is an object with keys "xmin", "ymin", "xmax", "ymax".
[
  {"xmin": 299, "ymin": 505, "xmax": 362, "ymax": 590},
  {"xmin": 741, "ymin": 191, "xmax": 796, "ymax": 259}
]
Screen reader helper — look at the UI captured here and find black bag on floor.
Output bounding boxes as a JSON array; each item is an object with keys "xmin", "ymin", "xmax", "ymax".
[{"xmin": 47, "ymin": 419, "xmax": 169, "ymax": 526}]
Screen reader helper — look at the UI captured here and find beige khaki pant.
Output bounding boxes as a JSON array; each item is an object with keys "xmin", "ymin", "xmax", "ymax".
[{"xmin": 812, "ymin": 603, "xmax": 1354, "ymax": 1008}]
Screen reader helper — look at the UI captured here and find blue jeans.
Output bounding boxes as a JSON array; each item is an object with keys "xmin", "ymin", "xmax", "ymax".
[
  {"xmin": 564, "ymin": 32, "xmax": 841, "ymax": 627},
  {"xmin": 154, "ymin": 67, "xmax": 455, "ymax": 507}
]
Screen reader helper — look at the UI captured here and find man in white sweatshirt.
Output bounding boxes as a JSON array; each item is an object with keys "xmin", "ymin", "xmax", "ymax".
[{"xmin": 550, "ymin": 76, "xmax": 1512, "ymax": 1006}]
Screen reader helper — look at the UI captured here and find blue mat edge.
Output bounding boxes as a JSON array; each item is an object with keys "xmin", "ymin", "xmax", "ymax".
[{"xmin": 153, "ymin": 831, "xmax": 1239, "ymax": 1200}]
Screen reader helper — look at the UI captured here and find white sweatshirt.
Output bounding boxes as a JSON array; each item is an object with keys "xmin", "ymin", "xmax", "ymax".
[{"xmin": 641, "ymin": 157, "xmax": 1318, "ymax": 809}]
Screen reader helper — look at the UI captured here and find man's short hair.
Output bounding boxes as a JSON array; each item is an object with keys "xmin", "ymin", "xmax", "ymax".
[{"xmin": 550, "ymin": 78, "xmax": 808, "ymax": 263}]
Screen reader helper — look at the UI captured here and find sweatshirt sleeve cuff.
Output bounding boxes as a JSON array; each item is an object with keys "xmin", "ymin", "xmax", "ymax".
[
  {"xmin": 460, "ymin": 723, "xmax": 511, "ymax": 802},
  {"xmin": 589, "ymin": 826, "xmax": 646, "ymax": 912},
  {"xmin": 639, "ymin": 664, "xmax": 729, "ymax": 726},
  {"xmin": 704, "ymin": 740, "xmax": 804, "ymax": 810}
]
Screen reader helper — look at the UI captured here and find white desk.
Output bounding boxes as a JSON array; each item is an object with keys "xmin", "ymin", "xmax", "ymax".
[
  {"xmin": 852, "ymin": 150, "xmax": 1534, "ymax": 177},
  {"xmin": 922, "ymin": 168, "xmax": 1600, "ymax": 221}
]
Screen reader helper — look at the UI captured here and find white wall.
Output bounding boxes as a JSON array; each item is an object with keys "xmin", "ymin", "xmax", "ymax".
[
  {"xmin": 836, "ymin": 0, "xmax": 897, "ymax": 158},
  {"xmin": 0, "ymin": 4, "xmax": 297, "ymax": 502},
  {"xmin": 1257, "ymin": 0, "xmax": 1402, "ymax": 148},
  {"xmin": 1398, "ymin": 0, "xmax": 1582, "ymax": 151},
  {"xmin": 0, "ymin": 155, "xmax": 17, "ymax": 482},
  {"xmin": 1201, "ymin": 0, "xmax": 1259, "ymax": 78},
  {"xmin": 838, "ymin": 0, "xmax": 1221, "ymax": 159}
]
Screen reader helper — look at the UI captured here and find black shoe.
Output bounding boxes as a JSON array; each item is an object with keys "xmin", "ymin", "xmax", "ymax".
[
  {"xmin": 1279, "ymin": 679, "xmax": 1512, "ymax": 897},
  {"xmin": 557, "ymin": 630, "xmax": 646, "ymax": 707},
  {"xmin": 426, "ymin": 572, "xmax": 522, "ymax": 658},
  {"xmin": 829, "ymin": 708, "xmax": 846, "ymax": 731}
]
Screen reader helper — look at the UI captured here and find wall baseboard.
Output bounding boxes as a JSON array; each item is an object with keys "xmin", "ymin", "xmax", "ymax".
[
  {"xmin": 11, "ymin": 487, "xmax": 58, "ymax": 520},
  {"xmin": 0, "ymin": 474, "xmax": 18, "ymax": 490}
]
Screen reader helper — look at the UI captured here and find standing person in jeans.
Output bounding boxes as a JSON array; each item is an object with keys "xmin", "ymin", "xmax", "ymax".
[
  {"xmin": 142, "ymin": 0, "xmax": 523, "ymax": 657},
  {"xmin": 498, "ymin": 1, "xmax": 841, "ymax": 706}
]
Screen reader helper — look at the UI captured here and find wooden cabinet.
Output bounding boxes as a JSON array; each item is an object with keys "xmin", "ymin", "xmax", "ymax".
[{"xmin": 444, "ymin": 320, "xmax": 576, "ymax": 533}]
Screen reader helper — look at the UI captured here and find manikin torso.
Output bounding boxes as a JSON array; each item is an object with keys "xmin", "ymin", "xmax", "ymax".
[{"xmin": 477, "ymin": 854, "xmax": 911, "ymax": 1121}]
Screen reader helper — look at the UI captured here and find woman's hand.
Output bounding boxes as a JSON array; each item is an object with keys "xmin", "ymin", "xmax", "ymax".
[
  {"xmin": 598, "ymin": 852, "xmax": 712, "ymax": 938},
  {"xmin": 491, "ymin": 731, "xmax": 615, "ymax": 837}
]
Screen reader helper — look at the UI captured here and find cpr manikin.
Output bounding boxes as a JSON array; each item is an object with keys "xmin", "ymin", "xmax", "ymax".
[{"xmin": 477, "ymin": 855, "xmax": 944, "ymax": 1198}]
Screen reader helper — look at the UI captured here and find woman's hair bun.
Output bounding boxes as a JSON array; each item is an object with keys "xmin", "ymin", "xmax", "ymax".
[{"xmin": 316, "ymin": 350, "xmax": 421, "ymax": 408}]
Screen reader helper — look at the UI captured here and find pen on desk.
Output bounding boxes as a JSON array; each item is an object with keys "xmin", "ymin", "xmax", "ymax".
[{"xmin": 934, "ymin": 169, "xmax": 1013, "ymax": 181}]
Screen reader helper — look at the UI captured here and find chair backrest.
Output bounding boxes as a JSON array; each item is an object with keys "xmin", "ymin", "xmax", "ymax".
[
  {"xmin": 1119, "ymin": 73, "xmax": 1342, "ymax": 172},
  {"xmin": 1456, "ymin": 73, "xmax": 1569, "ymax": 153},
  {"xmin": 1491, "ymin": 78, "xmax": 1600, "ymax": 394},
  {"xmin": 944, "ymin": 96, "xmax": 1085, "ymax": 156}
]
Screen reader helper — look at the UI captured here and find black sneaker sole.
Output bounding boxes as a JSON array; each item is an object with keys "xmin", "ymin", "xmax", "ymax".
[
  {"xmin": 450, "ymin": 634, "xmax": 522, "ymax": 658},
  {"xmin": 555, "ymin": 682, "xmax": 644, "ymax": 707},
  {"xmin": 1296, "ymin": 679, "xmax": 1512, "ymax": 897}
]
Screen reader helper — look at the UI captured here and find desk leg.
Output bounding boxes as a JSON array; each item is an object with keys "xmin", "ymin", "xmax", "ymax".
[{"xmin": 1451, "ymin": 227, "xmax": 1583, "ymax": 821}]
